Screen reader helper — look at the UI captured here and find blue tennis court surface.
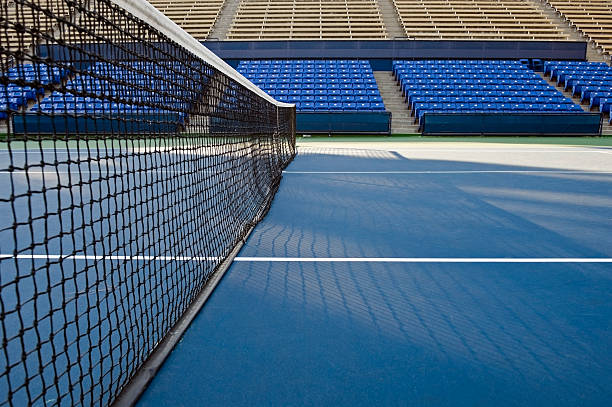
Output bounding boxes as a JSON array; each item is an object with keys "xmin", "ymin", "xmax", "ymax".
[{"xmin": 136, "ymin": 143, "xmax": 612, "ymax": 406}]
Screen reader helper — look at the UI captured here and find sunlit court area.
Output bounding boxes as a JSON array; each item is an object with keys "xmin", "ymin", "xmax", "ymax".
[{"xmin": 2, "ymin": 1, "xmax": 612, "ymax": 406}]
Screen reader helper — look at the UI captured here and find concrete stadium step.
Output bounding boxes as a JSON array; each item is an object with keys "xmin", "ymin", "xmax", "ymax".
[
  {"xmin": 537, "ymin": 71, "xmax": 591, "ymax": 112},
  {"xmin": 376, "ymin": 0, "xmax": 406, "ymax": 39},
  {"xmin": 374, "ymin": 71, "xmax": 420, "ymax": 134},
  {"xmin": 538, "ymin": 70, "xmax": 612, "ymax": 135},
  {"xmin": 208, "ymin": 0, "xmax": 241, "ymax": 40},
  {"xmin": 531, "ymin": 0, "xmax": 610, "ymax": 64}
]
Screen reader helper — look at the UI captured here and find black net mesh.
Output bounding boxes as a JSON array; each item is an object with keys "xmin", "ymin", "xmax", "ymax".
[{"xmin": 0, "ymin": 1, "xmax": 296, "ymax": 405}]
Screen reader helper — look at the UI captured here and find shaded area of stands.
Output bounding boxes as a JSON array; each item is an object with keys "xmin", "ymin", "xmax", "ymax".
[
  {"xmin": 545, "ymin": 1, "xmax": 612, "ymax": 57},
  {"xmin": 392, "ymin": 0, "xmax": 568, "ymax": 40},
  {"xmin": 545, "ymin": 60, "xmax": 612, "ymax": 124},
  {"xmin": 227, "ymin": 0, "xmax": 387, "ymax": 40},
  {"xmin": 205, "ymin": 40, "xmax": 588, "ymax": 65}
]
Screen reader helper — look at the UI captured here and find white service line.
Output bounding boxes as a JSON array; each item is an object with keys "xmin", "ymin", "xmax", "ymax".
[
  {"xmin": 299, "ymin": 148, "xmax": 612, "ymax": 153},
  {"xmin": 2, "ymin": 254, "xmax": 612, "ymax": 263},
  {"xmin": 234, "ymin": 257, "xmax": 612, "ymax": 263},
  {"xmin": 283, "ymin": 170, "xmax": 612, "ymax": 175},
  {"xmin": 1, "ymin": 170, "xmax": 611, "ymax": 175}
]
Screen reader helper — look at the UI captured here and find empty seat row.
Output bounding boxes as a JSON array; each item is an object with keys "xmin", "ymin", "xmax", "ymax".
[
  {"xmin": 266, "ymin": 88, "xmax": 380, "ymax": 96},
  {"xmin": 249, "ymin": 81, "xmax": 380, "ymax": 90},
  {"xmin": 247, "ymin": 74, "xmax": 376, "ymax": 81},
  {"xmin": 412, "ymin": 102, "xmax": 582, "ymax": 121},
  {"xmin": 293, "ymin": 102, "xmax": 384, "ymax": 111}
]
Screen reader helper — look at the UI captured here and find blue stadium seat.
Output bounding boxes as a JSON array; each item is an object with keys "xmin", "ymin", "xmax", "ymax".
[
  {"xmin": 393, "ymin": 59, "xmax": 585, "ymax": 123},
  {"xmin": 239, "ymin": 59, "xmax": 387, "ymax": 112}
]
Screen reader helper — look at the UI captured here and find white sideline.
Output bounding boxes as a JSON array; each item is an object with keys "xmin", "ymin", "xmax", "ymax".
[{"xmin": 1, "ymin": 254, "xmax": 612, "ymax": 263}]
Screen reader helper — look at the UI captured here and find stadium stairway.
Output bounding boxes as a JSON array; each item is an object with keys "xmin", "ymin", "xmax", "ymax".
[
  {"xmin": 536, "ymin": 70, "xmax": 612, "ymax": 134},
  {"xmin": 208, "ymin": 0, "xmax": 242, "ymax": 40},
  {"xmin": 533, "ymin": 0, "xmax": 610, "ymax": 64},
  {"xmin": 376, "ymin": 0, "xmax": 406, "ymax": 39},
  {"xmin": 373, "ymin": 71, "xmax": 420, "ymax": 134},
  {"xmin": 536, "ymin": 71, "xmax": 591, "ymax": 112}
]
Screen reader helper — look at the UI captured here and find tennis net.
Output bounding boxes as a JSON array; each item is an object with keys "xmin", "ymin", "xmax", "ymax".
[{"xmin": 0, "ymin": 0, "xmax": 295, "ymax": 405}]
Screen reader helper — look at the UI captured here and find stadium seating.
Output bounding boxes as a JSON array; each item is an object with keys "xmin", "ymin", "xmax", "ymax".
[
  {"xmin": 392, "ymin": 0, "xmax": 568, "ymax": 40},
  {"xmin": 2, "ymin": 0, "xmax": 70, "ymax": 52},
  {"xmin": 3, "ymin": 0, "xmax": 223, "ymax": 48},
  {"xmin": 237, "ymin": 60, "xmax": 385, "ymax": 111},
  {"xmin": 544, "ymin": 60, "xmax": 612, "ymax": 122},
  {"xmin": 393, "ymin": 60, "xmax": 583, "ymax": 123},
  {"xmin": 227, "ymin": 0, "xmax": 387, "ymax": 39},
  {"xmin": 31, "ymin": 62, "xmax": 199, "ymax": 118},
  {"xmin": 1, "ymin": 64, "xmax": 69, "ymax": 120},
  {"xmin": 545, "ymin": 1, "xmax": 612, "ymax": 56},
  {"xmin": 147, "ymin": 0, "xmax": 225, "ymax": 39}
]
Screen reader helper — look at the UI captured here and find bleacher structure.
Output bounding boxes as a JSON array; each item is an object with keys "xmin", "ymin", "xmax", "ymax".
[
  {"xmin": 237, "ymin": 60, "xmax": 385, "ymax": 111},
  {"xmin": 0, "ymin": 64, "xmax": 69, "ymax": 120},
  {"xmin": 2, "ymin": 0, "xmax": 69, "ymax": 52},
  {"xmin": 226, "ymin": 0, "xmax": 388, "ymax": 40},
  {"xmin": 393, "ymin": 60, "xmax": 583, "ymax": 124},
  {"xmin": 147, "ymin": 0, "xmax": 226, "ymax": 40},
  {"xmin": 544, "ymin": 1, "xmax": 612, "ymax": 57},
  {"xmin": 31, "ymin": 61, "xmax": 200, "ymax": 118},
  {"xmin": 392, "ymin": 0, "xmax": 568, "ymax": 40},
  {"xmin": 545, "ymin": 60, "xmax": 612, "ymax": 123}
]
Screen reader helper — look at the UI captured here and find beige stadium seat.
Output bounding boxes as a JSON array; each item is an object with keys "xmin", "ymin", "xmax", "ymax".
[
  {"xmin": 392, "ymin": 0, "xmax": 568, "ymax": 41},
  {"xmin": 545, "ymin": 0, "xmax": 612, "ymax": 54},
  {"xmin": 226, "ymin": 0, "xmax": 388, "ymax": 40},
  {"xmin": 147, "ymin": 0, "xmax": 225, "ymax": 40},
  {"xmin": 2, "ymin": 0, "xmax": 76, "ymax": 53}
]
